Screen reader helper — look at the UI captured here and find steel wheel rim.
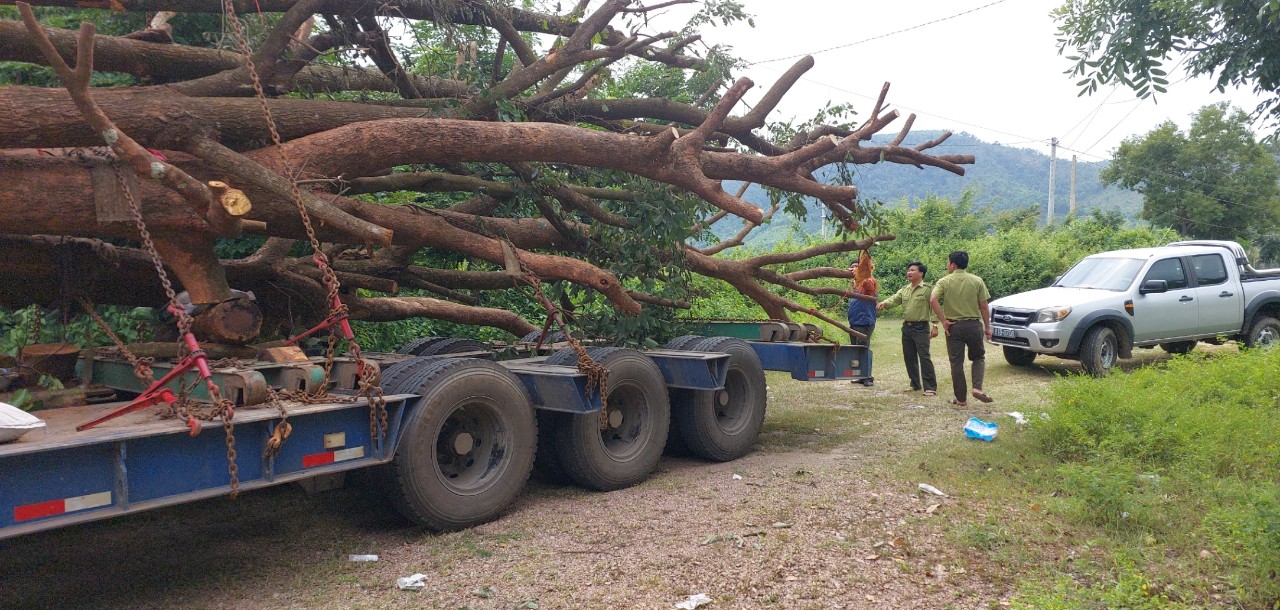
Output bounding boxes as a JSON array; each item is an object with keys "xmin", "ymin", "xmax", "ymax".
[
  {"xmin": 598, "ymin": 381, "xmax": 651, "ymax": 460},
  {"xmin": 714, "ymin": 369, "xmax": 751, "ymax": 435},
  {"xmin": 1100, "ymin": 336, "xmax": 1116, "ymax": 368},
  {"xmin": 1258, "ymin": 326, "xmax": 1279, "ymax": 347},
  {"xmin": 434, "ymin": 401, "xmax": 510, "ymax": 494}
]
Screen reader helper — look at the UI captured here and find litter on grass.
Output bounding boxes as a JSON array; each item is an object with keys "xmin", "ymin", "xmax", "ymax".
[
  {"xmin": 675, "ymin": 593, "xmax": 712, "ymax": 609},
  {"xmin": 396, "ymin": 573, "xmax": 427, "ymax": 591},
  {"xmin": 918, "ymin": 483, "xmax": 948, "ymax": 497},
  {"xmin": 963, "ymin": 418, "xmax": 998, "ymax": 441}
]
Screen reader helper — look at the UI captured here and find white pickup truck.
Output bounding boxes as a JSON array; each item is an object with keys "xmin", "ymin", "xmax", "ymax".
[{"xmin": 987, "ymin": 240, "xmax": 1280, "ymax": 375}]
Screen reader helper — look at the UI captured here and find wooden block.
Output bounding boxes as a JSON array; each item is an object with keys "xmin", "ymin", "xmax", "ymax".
[{"xmin": 258, "ymin": 346, "xmax": 310, "ymax": 363}]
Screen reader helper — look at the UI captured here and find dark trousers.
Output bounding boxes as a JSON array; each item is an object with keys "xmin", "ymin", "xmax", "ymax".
[
  {"xmin": 901, "ymin": 321, "xmax": 936, "ymax": 392},
  {"xmin": 849, "ymin": 324, "xmax": 874, "ymax": 346},
  {"xmin": 945, "ymin": 319, "xmax": 985, "ymax": 402},
  {"xmin": 849, "ymin": 324, "xmax": 874, "ymax": 385}
]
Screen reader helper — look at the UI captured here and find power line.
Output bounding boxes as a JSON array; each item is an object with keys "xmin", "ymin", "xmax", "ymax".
[{"xmin": 746, "ymin": 0, "xmax": 1010, "ymax": 66}]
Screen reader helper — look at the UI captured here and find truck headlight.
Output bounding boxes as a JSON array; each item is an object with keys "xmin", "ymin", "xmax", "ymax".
[{"xmin": 1035, "ymin": 306, "xmax": 1072, "ymax": 323}]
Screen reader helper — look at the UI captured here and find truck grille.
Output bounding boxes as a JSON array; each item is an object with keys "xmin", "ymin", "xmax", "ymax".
[{"xmin": 990, "ymin": 307, "xmax": 1035, "ymax": 328}]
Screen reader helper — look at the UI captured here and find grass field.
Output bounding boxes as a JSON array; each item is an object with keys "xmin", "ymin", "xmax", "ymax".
[{"xmin": 804, "ymin": 318, "xmax": 1280, "ymax": 609}]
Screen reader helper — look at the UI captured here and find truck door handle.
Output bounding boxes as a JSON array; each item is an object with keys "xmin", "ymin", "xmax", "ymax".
[
  {"xmin": 1179, "ymin": 296, "xmax": 1194, "ymax": 302},
  {"xmin": 1219, "ymin": 291, "xmax": 1234, "ymax": 297}
]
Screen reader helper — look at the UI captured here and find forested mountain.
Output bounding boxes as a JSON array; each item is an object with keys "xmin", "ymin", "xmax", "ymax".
[{"xmin": 721, "ymin": 131, "xmax": 1142, "ymax": 247}]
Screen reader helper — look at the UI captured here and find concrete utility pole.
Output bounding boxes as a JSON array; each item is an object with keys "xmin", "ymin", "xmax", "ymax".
[
  {"xmin": 1047, "ymin": 137, "xmax": 1058, "ymax": 225},
  {"xmin": 1069, "ymin": 155, "xmax": 1078, "ymax": 217}
]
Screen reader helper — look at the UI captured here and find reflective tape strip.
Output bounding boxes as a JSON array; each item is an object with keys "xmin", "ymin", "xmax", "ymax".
[
  {"xmin": 15, "ymin": 491, "xmax": 111, "ymax": 522},
  {"xmin": 302, "ymin": 446, "xmax": 365, "ymax": 468},
  {"xmin": 810, "ymin": 370, "xmax": 824, "ymax": 378}
]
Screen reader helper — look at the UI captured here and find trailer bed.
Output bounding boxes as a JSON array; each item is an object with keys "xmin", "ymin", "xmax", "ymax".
[{"xmin": 1, "ymin": 394, "xmax": 414, "ymax": 539}]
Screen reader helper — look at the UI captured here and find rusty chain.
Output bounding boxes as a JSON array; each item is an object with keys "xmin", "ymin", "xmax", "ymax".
[
  {"xmin": 112, "ymin": 164, "xmax": 240, "ymax": 496},
  {"xmin": 221, "ymin": 3, "xmax": 387, "ymax": 440},
  {"xmin": 78, "ymin": 297, "xmax": 155, "ymax": 384},
  {"xmin": 504, "ymin": 240, "xmax": 610, "ymax": 430}
]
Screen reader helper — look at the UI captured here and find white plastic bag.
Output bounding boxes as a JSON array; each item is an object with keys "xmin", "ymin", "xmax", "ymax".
[
  {"xmin": 0, "ymin": 401, "xmax": 45, "ymax": 443},
  {"xmin": 396, "ymin": 573, "xmax": 427, "ymax": 591}
]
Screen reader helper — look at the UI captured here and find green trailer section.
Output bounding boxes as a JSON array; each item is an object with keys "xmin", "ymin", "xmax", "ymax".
[{"xmin": 686, "ymin": 320, "xmax": 821, "ymax": 342}]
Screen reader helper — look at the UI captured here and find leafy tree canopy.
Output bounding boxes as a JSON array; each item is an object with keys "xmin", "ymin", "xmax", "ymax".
[
  {"xmin": 1100, "ymin": 103, "xmax": 1280, "ymax": 240},
  {"xmin": 1053, "ymin": 0, "xmax": 1280, "ymax": 132}
]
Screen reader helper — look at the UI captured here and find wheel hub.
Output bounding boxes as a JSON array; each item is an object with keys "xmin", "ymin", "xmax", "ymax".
[
  {"xmin": 606, "ymin": 408, "xmax": 624, "ymax": 429},
  {"xmin": 452, "ymin": 432, "xmax": 475, "ymax": 455},
  {"xmin": 715, "ymin": 390, "xmax": 729, "ymax": 407}
]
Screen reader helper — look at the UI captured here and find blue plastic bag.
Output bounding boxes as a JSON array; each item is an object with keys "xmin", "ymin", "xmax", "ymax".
[{"xmin": 963, "ymin": 417, "xmax": 998, "ymax": 441}]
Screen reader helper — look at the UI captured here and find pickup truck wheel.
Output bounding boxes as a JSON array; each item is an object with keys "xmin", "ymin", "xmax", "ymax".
[
  {"xmin": 548, "ymin": 348, "xmax": 670, "ymax": 491},
  {"xmin": 1002, "ymin": 346, "xmax": 1037, "ymax": 367},
  {"xmin": 387, "ymin": 359, "xmax": 536, "ymax": 531},
  {"xmin": 1160, "ymin": 341, "xmax": 1197, "ymax": 355},
  {"xmin": 1080, "ymin": 326, "xmax": 1118, "ymax": 377},
  {"xmin": 1245, "ymin": 315, "xmax": 1280, "ymax": 349}
]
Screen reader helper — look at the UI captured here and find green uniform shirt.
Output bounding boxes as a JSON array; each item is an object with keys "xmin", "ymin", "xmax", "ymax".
[
  {"xmin": 881, "ymin": 282, "xmax": 936, "ymax": 323},
  {"xmin": 932, "ymin": 269, "xmax": 990, "ymax": 320}
]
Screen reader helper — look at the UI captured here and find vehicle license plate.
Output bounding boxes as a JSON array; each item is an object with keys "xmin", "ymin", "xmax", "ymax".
[{"xmin": 991, "ymin": 326, "xmax": 1017, "ymax": 339}]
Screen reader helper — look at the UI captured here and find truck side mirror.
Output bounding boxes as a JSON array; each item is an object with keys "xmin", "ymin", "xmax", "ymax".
[{"xmin": 1139, "ymin": 279, "xmax": 1168, "ymax": 294}]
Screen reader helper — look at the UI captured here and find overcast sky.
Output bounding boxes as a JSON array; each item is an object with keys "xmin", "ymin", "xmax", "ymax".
[{"xmin": 639, "ymin": 0, "xmax": 1268, "ymax": 161}]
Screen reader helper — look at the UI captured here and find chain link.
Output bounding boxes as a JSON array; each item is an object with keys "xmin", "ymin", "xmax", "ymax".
[
  {"xmin": 112, "ymin": 163, "xmax": 239, "ymax": 496},
  {"xmin": 505, "ymin": 240, "xmax": 610, "ymax": 430},
  {"xmin": 220, "ymin": 2, "xmax": 386, "ymax": 440}
]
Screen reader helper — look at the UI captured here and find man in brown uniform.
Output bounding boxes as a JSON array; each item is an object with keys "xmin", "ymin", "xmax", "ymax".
[{"xmin": 929, "ymin": 251, "xmax": 994, "ymax": 407}]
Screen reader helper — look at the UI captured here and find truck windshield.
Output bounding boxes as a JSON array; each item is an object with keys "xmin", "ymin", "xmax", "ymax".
[{"xmin": 1054, "ymin": 257, "xmax": 1146, "ymax": 291}]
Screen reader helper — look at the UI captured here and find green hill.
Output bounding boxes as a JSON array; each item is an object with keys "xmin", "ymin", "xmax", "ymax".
[{"xmin": 715, "ymin": 131, "xmax": 1141, "ymax": 247}]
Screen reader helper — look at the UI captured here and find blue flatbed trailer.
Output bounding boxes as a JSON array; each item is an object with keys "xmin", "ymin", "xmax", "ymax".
[{"xmin": 0, "ymin": 336, "xmax": 871, "ymax": 540}]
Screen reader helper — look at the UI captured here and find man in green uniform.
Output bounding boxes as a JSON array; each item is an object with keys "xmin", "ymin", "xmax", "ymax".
[
  {"xmin": 876, "ymin": 261, "xmax": 938, "ymax": 396},
  {"xmin": 929, "ymin": 251, "xmax": 994, "ymax": 406}
]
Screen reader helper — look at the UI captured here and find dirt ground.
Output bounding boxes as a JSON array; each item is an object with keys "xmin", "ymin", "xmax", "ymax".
[{"xmin": 0, "ymin": 401, "xmax": 1018, "ymax": 609}]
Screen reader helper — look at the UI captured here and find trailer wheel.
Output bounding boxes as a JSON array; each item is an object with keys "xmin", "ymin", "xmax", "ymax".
[
  {"xmin": 386, "ymin": 359, "xmax": 536, "ymax": 531},
  {"xmin": 1245, "ymin": 315, "xmax": 1280, "ymax": 349},
  {"xmin": 545, "ymin": 347, "xmax": 669, "ymax": 491},
  {"xmin": 378, "ymin": 356, "xmax": 442, "ymax": 391},
  {"xmin": 531, "ymin": 410, "xmax": 572, "ymax": 484},
  {"xmin": 520, "ymin": 330, "xmax": 569, "ymax": 344},
  {"xmin": 663, "ymin": 335, "xmax": 705, "ymax": 350},
  {"xmin": 417, "ymin": 338, "xmax": 490, "ymax": 356},
  {"xmin": 1080, "ymin": 325, "xmax": 1118, "ymax": 377},
  {"xmin": 669, "ymin": 337, "xmax": 767, "ymax": 461},
  {"xmin": 1002, "ymin": 346, "xmax": 1037, "ymax": 367},
  {"xmin": 1160, "ymin": 341, "xmax": 1197, "ymax": 355},
  {"xmin": 397, "ymin": 336, "xmax": 448, "ymax": 355}
]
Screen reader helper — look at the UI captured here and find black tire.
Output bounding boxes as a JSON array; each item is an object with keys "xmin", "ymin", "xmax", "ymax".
[
  {"xmin": 1002, "ymin": 346, "xmax": 1037, "ymax": 367},
  {"xmin": 663, "ymin": 335, "xmax": 705, "ymax": 350},
  {"xmin": 531, "ymin": 410, "xmax": 572, "ymax": 484},
  {"xmin": 384, "ymin": 359, "xmax": 536, "ymax": 531},
  {"xmin": 544, "ymin": 345, "xmax": 627, "ymax": 366},
  {"xmin": 547, "ymin": 347, "xmax": 670, "ymax": 491},
  {"xmin": 378, "ymin": 356, "xmax": 441, "ymax": 392},
  {"xmin": 1160, "ymin": 341, "xmax": 1197, "ymax": 355},
  {"xmin": 417, "ymin": 338, "xmax": 490, "ymax": 356},
  {"xmin": 1244, "ymin": 315, "xmax": 1280, "ymax": 349},
  {"xmin": 670, "ymin": 337, "xmax": 767, "ymax": 462},
  {"xmin": 397, "ymin": 336, "xmax": 448, "ymax": 355},
  {"xmin": 520, "ymin": 330, "xmax": 569, "ymax": 344},
  {"xmin": 1080, "ymin": 325, "xmax": 1118, "ymax": 377}
]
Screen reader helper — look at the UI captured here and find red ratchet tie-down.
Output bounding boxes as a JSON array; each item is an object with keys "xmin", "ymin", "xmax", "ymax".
[
  {"xmin": 282, "ymin": 294, "xmax": 370, "ymax": 374},
  {"xmin": 77, "ymin": 331, "xmax": 224, "ymax": 436}
]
